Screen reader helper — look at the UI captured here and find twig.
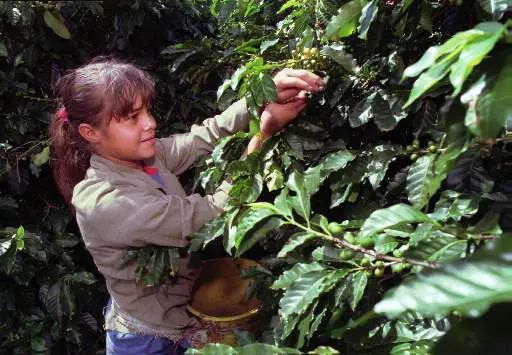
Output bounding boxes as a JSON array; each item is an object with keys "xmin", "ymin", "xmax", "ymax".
[{"xmin": 332, "ymin": 237, "xmax": 442, "ymax": 269}]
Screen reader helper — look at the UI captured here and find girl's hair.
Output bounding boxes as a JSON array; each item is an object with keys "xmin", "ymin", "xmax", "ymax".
[{"xmin": 49, "ymin": 57, "xmax": 155, "ymax": 207}]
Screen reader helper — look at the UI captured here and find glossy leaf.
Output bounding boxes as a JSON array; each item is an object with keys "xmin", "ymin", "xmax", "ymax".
[
  {"xmin": 407, "ymin": 155, "xmax": 435, "ymax": 209},
  {"xmin": 271, "ymin": 262, "xmax": 325, "ymax": 290},
  {"xmin": 43, "ymin": 10, "xmax": 71, "ymax": 39},
  {"xmin": 359, "ymin": 204, "xmax": 437, "ymax": 239},
  {"xmin": 279, "ymin": 270, "xmax": 347, "ymax": 317},
  {"xmin": 473, "ymin": 56, "xmax": 512, "ymax": 140},
  {"xmin": 375, "ymin": 237, "xmax": 512, "ymax": 318},
  {"xmin": 237, "ymin": 216, "xmax": 284, "ymax": 256},
  {"xmin": 349, "ymin": 270, "xmax": 369, "ymax": 311},
  {"xmin": 286, "ymin": 172, "xmax": 311, "ymax": 221},
  {"xmin": 449, "ymin": 23, "xmax": 506, "ymax": 96},
  {"xmin": 233, "ymin": 207, "xmax": 276, "ymax": 249},
  {"xmin": 478, "ymin": 0, "xmax": 511, "ymax": 15},
  {"xmin": 325, "ymin": 0, "xmax": 365, "ymax": 40},
  {"xmin": 320, "ymin": 44, "xmax": 359, "ymax": 74},
  {"xmin": 357, "ymin": 0, "xmax": 378, "ymax": 40},
  {"xmin": 277, "ymin": 232, "xmax": 317, "ymax": 258}
]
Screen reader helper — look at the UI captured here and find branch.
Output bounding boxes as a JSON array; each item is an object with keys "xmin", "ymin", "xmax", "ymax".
[{"xmin": 332, "ymin": 237, "xmax": 442, "ymax": 269}]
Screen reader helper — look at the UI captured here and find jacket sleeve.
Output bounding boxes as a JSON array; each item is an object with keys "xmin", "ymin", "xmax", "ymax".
[
  {"xmin": 157, "ymin": 98, "xmax": 250, "ymax": 175},
  {"xmin": 77, "ymin": 181, "xmax": 232, "ymax": 249}
]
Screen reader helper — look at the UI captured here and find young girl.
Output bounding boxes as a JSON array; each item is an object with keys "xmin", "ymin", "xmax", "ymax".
[{"xmin": 49, "ymin": 57, "xmax": 323, "ymax": 354}]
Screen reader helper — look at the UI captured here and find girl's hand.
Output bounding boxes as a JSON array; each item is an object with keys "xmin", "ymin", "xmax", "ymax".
[
  {"xmin": 273, "ymin": 69, "xmax": 324, "ymax": 103},
  {"xmin": 260, "ymin": 96, "xmax": 308, "ymax": 139}
]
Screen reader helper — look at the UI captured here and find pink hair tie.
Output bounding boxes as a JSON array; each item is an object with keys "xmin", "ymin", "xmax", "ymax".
[{"xmin": 58, "ymin": 107, "xmax": 69, "ymax": 123}]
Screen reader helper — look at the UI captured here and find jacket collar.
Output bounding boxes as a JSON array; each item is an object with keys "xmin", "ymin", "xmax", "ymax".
[{"xmin": 89, "ymin": 154, "xmax": 163, "ymax": 190}]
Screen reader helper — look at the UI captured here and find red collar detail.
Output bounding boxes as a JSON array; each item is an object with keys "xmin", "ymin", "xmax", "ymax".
[{"xmin": 142, "ymin": 166, "xmax": 158, "ymax": 175}]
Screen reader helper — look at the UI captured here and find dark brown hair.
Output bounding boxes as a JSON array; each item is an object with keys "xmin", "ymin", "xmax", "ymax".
[{"xmin": 49, "ymin": 57, "xmax": 155, "ymax": 207}]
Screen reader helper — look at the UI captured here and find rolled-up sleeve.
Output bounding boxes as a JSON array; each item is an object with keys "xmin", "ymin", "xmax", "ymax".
[
  {"xmin": 157, "ymin": 98, "xmax": 250, "ymax": 175},
  {"xmin": 78, "ymin": 181, "xmax": 232, "ymax": 249}
]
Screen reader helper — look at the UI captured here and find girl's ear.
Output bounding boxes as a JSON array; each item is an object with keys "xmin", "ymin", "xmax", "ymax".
[{"xmin": 78, "ymin": 123, "xmax": 102, "ymax": 144}]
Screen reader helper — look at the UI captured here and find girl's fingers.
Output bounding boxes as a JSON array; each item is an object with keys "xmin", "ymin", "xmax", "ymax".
[
  {"xmin": 277, "ymin": 88, "xmax": 301, "ymax": 102},
  {"xmin": 275, "ymin": 76, "xmax": 315, "ymax": 92},
  {"xmin": 278, "ymin": 69, "xmax": 324, "ymax": 90}
]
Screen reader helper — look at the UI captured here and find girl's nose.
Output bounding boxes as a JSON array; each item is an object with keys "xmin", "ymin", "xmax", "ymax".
[{"xmin": 141, "ymin": 113, "xmax": 156, "ymax": 130}]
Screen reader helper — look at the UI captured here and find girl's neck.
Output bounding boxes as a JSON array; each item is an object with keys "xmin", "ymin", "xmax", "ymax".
[{"xmin": 97, "ymin": 152, "xmax": 144, "ymax": 171}]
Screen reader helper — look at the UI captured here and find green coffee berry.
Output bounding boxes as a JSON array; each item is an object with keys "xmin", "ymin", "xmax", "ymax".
[
  {"xmin": 361, "ymin": 258, "xmax": 371, "ymax": 266},
  {"xmin": 344, "ymin": 232, "xmax": 356, "ymax": 244},
  {"xmin": 374, "ymin": 268, "xmax": 384, "ymax": 277},
  {"xmin": 410, "ymin": 153, "xmax": 418, "ymax": 161},
  {"xmin": 340, "ymin": 249, "xmax": 354, "ymax": 260},
  {"xmin": 359, "ymin": 236, "xmax": 374, "ymax": 248},
  {"xmin": 392, "ymin": 249, "xmax": 403, "ymax": 258},
  {"xmin": 328, "ymin": 222, "xmax": 344, "ymax": 236},
  {"xmin": 391, "ymin": 263, "xmax": 404, "ymax": 273},
  {"xmin": 375, "ymin": 260, "xmax": 384, "ymax": 268}
]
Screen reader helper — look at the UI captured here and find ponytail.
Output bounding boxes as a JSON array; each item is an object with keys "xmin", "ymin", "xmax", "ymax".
[{"xmin": 49, "ymin": 108, "xmax": 91, "ymax": 208}]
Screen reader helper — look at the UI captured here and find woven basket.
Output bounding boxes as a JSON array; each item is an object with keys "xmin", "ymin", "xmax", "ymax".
[{"xmin": 186, "ymin": 258, "xmax": 261, "ymax": 346}]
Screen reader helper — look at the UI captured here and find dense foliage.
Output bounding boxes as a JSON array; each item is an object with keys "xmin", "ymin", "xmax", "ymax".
[{"xmin": 1, "ymin": 0, "xmax": 511, "ymax": 354}]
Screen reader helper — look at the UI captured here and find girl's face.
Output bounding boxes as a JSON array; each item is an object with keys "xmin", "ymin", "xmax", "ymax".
[{"xmin": 96, "ymin": 96, "xmax": 157, "ymax": 169}]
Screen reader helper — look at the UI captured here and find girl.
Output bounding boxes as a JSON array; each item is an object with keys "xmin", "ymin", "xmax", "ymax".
[{"xmin": 49, "ymin": 57, "xmax": 323, "ymax": 354}]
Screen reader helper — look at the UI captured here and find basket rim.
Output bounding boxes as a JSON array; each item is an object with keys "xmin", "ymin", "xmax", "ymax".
[{"xmin": 186, "ymin": 304, "xmax": 259, "ymax": 322}]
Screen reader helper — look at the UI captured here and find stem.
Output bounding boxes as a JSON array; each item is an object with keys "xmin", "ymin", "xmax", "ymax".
[
  {"xmin": 332, "ymin": 237, "xmax": 441, "ymax": 269},
  {"xmin": 283, "ymin": 216, "xmax": 440, "ymax": 269}
]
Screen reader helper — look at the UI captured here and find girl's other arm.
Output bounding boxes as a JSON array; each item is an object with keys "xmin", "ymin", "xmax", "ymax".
[{"xmin": 157, "ymin": 98, "xmax": 250, "ymax": 175}]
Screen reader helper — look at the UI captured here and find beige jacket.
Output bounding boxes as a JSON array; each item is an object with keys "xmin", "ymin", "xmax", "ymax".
[{"xmin": 72, "ymin": 99, "xmax": 249, "ymax": 333}]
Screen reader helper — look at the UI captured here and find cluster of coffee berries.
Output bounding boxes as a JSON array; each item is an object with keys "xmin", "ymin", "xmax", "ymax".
[
  {"xmin": 406, "ymin": 139, "xmax": 438, "ymax": 161},
  {"xmin": 291, "ymin": 47, "xmax": 325, "ymax": 71}
]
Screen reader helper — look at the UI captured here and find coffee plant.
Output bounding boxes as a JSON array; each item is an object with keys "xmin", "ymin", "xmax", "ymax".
[
  {"xmin": 184, "ymin": 0, "xmax": 512, "ymax": 354},
  {"xmin": 1, "ymin": 0, "xmax": 511, "ymax": 354}
]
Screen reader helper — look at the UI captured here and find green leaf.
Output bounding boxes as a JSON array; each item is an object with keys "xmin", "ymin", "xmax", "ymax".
[
  {"xmin": 430, "ymin": 190, "xmax": 480, "ymax": 222},
  {"xmin": 260, "ymin": 38, "xmax": 279, "ymax": 54},
  {"xmin": 403, "ymin": 46, "xmax": 441, "ymax": 78},
  {"xmin": 66, "ymin": 272, "xmax": 97, "ymax": 285},
  {"xmin": 374, "ymin": 234, "xmax": 399, "ymax": 254},
  {"xmin": 279, "ymin": 270, "xmax": 347, "ymax": 317},
  {"xmin": 271, "ymin": 262, "xmax": 325, "ymax": 290},
  {"xmin": 390, "ymin": 340, "xmax": 435, "ymax": 354},
  {"xmin": 375, "ymin": 237, "xmax": 512, "ymax": 318},
  {"xmin": 320, "ymin": 44, "xmax": 359, "ymax": 74},
  {"xmin": 237, "ymin": 217, "xmax": 284, "ymax": 256},
  {"xmin": 407, "ymin": 155, "xmax": 435, "ymax": 209},
  {"xmin": 407, "ymin": 230, "xmax": 464, "ymax": 265},
  {"xmin": 449, "ymin": 24, "xmax": 506, "ymax": 96},
  {"xmin": 234, "ymin": 208, "xmax": 276, "ymax": 249},
  {"xmin": 404, "ymin": 58, "xmax": 455, "ymax": 108},
  {"xmin": 366, "ymin": 145, "xmax": 398, "ymax": 190},
  {"xmin": 277, "ymin": 232, "xmax": 318, "ymax": 258},
  {"xmin": 0, "ymin": 42, "xmax": 7, "ymax": 57},
  {"xmin": 349, "ymin": 270, "xmax": 369, "ymax": 311},
  {"xmin": 296, "ymin": 304, "xmax": 316, "ymax": 348},
  {"xmin": 349, "ymin": 91, "xmax": 377, "ymax": 127},
  {"xmin": 357, "ymin": 0, "xmax": 378, "ymax": 40},
  {"xmin": 229, "ymin": 174, "xmax": 263, "ymax": 205},
  {"xmin": 325, "ymin": 0, "xmax": 365, "ymax": 40},
  {"xmin": 286, "ymin": 172, "xmax": 311, "ymax": 222},
  {"xmin": 358, "ymin": 204, "xmax": 437, "ymax": 239},
  {"xmin": 478, "ymin": 0, "xmax": 511, "ymax": 15},
  {"xmin": 308, "ymin": 346, "xmax": 341, "ymax": 355},
  {"xmin": 189, "ymin": 217, "xmax": 226, "ymax": 252},
  {"xmin": 473, "ymin": 55, "xmax": 512, "ymax": 140},
  {"xmin": 304, "ymin": 150, "xmax": 355, "ymax": 194},
  {"xmin": 33, "ymin": 146, "xmax": 50, "ymax": 167},
  {"xmin": 43, "ymin": 10, "xmax": 71, "ymax": 39},
  {"xmin": 259, "ymin": 72, "xmax": 277, "ymax": 103}
]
